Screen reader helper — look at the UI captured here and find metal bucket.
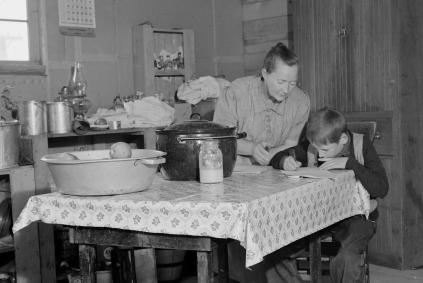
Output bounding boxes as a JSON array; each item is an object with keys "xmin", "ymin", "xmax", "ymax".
[
  {"xmin": 0, "ymin": 121, "xmax": 20, "ymax": 169},
  {"xmin": 47, "ymin": 102, "xmax": 74, "ymax": 134},
  {"xmin": 18, "ymin": 100, "xmax": 47, "ymax": 136}
]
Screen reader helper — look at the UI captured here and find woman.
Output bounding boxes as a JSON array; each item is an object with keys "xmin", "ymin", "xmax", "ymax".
[{"xmin": 214, "ymin": 42, "xmax": 310, "ymax": 166}]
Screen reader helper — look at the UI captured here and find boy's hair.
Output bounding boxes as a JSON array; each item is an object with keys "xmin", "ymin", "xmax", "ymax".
[
  {"xmin": 306, "ymin": 108, "xmax": 347, "ymax": 145},
  {"xmin": 263, "ymin": 42, "xmax": 298, "ymax": 73}
]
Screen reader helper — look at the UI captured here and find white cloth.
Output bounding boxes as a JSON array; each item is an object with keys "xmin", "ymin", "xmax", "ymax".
[
  {"xmin": 176, "ymin": 76, "xmax": 230, "ymax": 105},
  {"xmin": 123, "ymin": 96, "xmax": 175, "ymax": 127},
  {"xmin": 87, "ymin": 97, "xmax": 175, "ymax": 128}
]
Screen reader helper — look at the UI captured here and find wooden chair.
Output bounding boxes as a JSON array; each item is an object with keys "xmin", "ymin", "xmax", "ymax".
[{"xmin": 298, "ymin": 121, "xmax": 378, "ymax": 283}]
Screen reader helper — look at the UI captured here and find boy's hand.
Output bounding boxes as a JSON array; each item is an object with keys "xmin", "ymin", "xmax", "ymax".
[
  {"xmin": 318, "ymin": 157, "xmax": 348, "ymax": 170},
  {"xmin": 283, "ymin": 156, "xmax": 301, "ymax": 171}
]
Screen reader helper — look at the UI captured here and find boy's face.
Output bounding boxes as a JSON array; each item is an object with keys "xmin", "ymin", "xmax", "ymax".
[{"xmin": 312, "ymin": 133, "xmax": 348, "ymax": 158}]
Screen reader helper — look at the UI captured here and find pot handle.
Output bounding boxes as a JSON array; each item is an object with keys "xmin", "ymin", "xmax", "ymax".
[
  {"xmin": 237, "ymin": 132, "xmax": 247, "ymax": 139},
  {"xmin": 134, "ymin": 157, "xmax": 166, "ymax": 166},
  {"xmin": 177, "ymin": 135, "xmax": 237, "ymax": 143},
  {"xmin": 176, "ymin": 132, "xmax": 247, "ymax": 143}
]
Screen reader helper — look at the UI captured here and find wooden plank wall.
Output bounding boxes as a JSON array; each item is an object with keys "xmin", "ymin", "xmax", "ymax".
[
  {"xmin": 242, "ymin": 0, "xmax": 291, "ymax": 75},
  {"xmin": 398, "ymin": 0, "xmax": 423, "ymax": 268}
]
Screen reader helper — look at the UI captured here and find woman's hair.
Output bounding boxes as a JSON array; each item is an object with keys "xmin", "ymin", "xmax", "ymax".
[
  {"xmin": 306, "ymin": 108, "xmax": 347, "ymax": 145},
  {"xmin": 263, "ymin": 42, "xmax": 299, "ymax": 73}
]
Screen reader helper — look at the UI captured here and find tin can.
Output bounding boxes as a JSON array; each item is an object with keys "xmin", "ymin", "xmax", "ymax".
[{"xmin": 108, "ymin": 121, "xmax": 121, "ymax": 130}]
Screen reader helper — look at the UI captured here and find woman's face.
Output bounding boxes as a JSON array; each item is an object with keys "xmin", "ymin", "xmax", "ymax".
[{"xmin": 262, "ymin": 59, "xmax": 298, "ymax": 102}]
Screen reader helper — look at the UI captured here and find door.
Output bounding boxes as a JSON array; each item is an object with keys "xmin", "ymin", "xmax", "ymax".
[{"xmin": 292, "ymin": 0, "xmax": 404, "ymax": 268}]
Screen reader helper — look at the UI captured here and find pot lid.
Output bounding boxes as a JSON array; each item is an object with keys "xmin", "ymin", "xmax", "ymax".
[{"xmin": 158, "ymin": 120, "xmax": 235, "ymax": 135}]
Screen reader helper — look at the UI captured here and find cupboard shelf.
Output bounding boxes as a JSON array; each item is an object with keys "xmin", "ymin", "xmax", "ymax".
[{"xmin": 154, "ymin": 70, "xmax": 185, "ymax": 77}]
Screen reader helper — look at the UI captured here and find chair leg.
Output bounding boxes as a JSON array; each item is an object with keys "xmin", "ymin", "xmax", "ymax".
[
  {"xmin": 363, "ymin": 250, "xmax": 370, "ymax": 283},
  {"xmin": 309, "ymin": 235, "xmax": 322, "ymax": 283}
]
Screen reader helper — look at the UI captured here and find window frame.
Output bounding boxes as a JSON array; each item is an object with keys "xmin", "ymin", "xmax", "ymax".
[{"xmin": 0, "ymin": 0, "xmax": 45, "ymax": 75}]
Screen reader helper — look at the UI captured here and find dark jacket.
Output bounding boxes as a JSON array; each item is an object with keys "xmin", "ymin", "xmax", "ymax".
[{"xmin": 270, "ymin": 131, "xmax": 389, "ymax": 199}]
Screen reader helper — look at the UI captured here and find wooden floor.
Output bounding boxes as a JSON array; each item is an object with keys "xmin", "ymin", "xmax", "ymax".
[
  {"xmin": 179, "ymin": 264, "xmax": 423, "ymax": 283},
  {"xmin": 370, "ymin": 264, "xmax": 423, "ymax": 283}
]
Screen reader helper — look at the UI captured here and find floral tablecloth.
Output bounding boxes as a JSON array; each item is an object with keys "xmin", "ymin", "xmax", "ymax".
[{"xmin": 13, "ymin": 168, "xmax": 364, "ymax": 267}]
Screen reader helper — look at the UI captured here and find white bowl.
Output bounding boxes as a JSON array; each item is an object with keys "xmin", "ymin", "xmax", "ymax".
[{"xmin": 41, "ymin": 149, "xmax": 166, "ymax": 196}]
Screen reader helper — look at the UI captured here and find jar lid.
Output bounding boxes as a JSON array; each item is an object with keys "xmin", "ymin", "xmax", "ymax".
[{"xmin": 158, "ymin": 120, "xmax": 235, "ymax": 135}]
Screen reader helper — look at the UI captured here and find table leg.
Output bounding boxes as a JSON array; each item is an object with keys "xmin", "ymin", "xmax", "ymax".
[
  {"xmin": 197, "ymin": 251, "xmax": 214, "ymax": 283},
  {"xmin": 79, "ymin": 244, "xmax": 96, "ymax": 283},
  {"xmin": 142, "ymin": 128, "xmax": 157, "ymax": 149},
  {"xmin": 215, "ymin": 240, "xmax": 229, "ymax": 283}
]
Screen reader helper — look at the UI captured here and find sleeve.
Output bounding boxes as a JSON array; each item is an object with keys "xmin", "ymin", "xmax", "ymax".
[
  {"xmin": 345, "ymin": 136, "xmax": 389, "ymax": 198},
  {"xmin": 213, "ymin": 85, "xmax": 238, "ymax": 127},
  {"xmin": 286, "ymin": 91, "xmax": 310, "ymax": 143},
  {"xmin": 307, "ymin": 144, "xmax": 319, "ymax": 167},
  {"xmin": 270, "ymin": 144, "xmax": 308, "ymax": 169}
]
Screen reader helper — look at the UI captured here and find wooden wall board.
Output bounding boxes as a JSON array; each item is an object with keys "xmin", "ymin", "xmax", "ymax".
[
  {"xmin": 242, "ymin": 0, "xmax": 288, "ymax": 21},
  {"xmin": 243, "ymin": 16, "xmax": 289, "ymax": 42},
  {"xmin": 398, "ymin": 0, "xmax": 423, "ymax": 268}
]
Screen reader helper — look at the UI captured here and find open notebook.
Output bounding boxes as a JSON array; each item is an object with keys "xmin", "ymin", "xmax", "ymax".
[{"xmin": 280, "ymin": 167, "xmax": 337, "ymax": 179}]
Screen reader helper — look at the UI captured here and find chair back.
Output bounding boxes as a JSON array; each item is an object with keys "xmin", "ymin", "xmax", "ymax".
[{"xmin": 346, "ymin": 121, "xmax": 377, "ymax": 143}]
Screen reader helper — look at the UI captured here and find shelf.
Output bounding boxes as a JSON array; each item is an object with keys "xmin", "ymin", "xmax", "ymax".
[
  {"xmin": 0, "ymin": 245, "xmax": 13, "ymax": 254},
  {"xmin": 0, "ymin": 166, "xmax": 20, "ymax": 176},
  {"xmin": 154, "ymin": 69, "xmax": 185, "ymax": 77},
  {"xmin": 47, "ymin": 127, "xmax": 158, "ymax": 139}
]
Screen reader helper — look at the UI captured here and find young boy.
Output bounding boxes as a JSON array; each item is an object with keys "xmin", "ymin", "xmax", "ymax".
[{"xmin": 270, "ymin": 108, "xmax": 389, "ymax": 283}]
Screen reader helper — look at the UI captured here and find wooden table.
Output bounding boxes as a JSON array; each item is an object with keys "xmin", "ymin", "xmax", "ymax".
[{"xmin": 13, "ymin": 168, "xmax": 365, "ymax": 283}]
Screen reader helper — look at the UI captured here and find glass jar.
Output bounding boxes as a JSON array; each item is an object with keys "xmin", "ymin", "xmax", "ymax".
[{"xmin": 199, "ymin": 139, "xmax": 223, "ymax": 183}]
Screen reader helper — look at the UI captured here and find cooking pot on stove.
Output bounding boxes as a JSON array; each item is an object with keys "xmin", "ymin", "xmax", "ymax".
[{"xmin": 156, "ymin": 120, "xmax": 245, "ymax": 181}]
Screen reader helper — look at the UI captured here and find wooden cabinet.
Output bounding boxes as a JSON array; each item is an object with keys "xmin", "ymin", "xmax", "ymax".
[
  {"xmin": 291, "ymin": 0, "xmax": 423, "ymax": 270},
  {"xmin": 132, "ymin": 24, "xmax": 195, "ymax": 104},
  {"xmin": 0, "ymin": 166, "xmax": 41, "ymax": 282}
]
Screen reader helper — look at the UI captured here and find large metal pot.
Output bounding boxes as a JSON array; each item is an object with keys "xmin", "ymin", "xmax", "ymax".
[
  {"xmin": 156, "ymin": 120, "xmax": 244, "ymax": 181},
  {"xmin": 18, "ymin": 100, "xmax": 47, "ymax": 136},
  {"xmin": 46, "ymin": 101, "xmax": 74, "ymax": 134}
]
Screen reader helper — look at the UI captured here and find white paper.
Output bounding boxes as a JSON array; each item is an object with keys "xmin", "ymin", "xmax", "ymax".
[
  {"xmin": 232, "ymin": 165, "xmax": 271, "ymax": 174},
  {"xmin": 280, "ymin": 167, "xmax": 337, "ymax": 179}
]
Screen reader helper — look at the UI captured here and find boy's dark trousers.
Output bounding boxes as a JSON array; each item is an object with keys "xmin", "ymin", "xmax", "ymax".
[{"xmin": 329, "ymin": 215, "xmax": 376, "ymax": 283}]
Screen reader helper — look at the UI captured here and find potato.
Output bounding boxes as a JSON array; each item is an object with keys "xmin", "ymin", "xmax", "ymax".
[
  {"xmin": 94, "ymin": 118, "xmax": 108, "ymax": 125},
  {"xmin": 110, "ymin": 142, "xmax": 132, "ymax": 159}
]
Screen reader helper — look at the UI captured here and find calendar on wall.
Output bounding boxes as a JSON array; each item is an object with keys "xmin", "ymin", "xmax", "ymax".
[{"xmin": 58, "ymin": 0, "xmax": 96, "ymax": 37}]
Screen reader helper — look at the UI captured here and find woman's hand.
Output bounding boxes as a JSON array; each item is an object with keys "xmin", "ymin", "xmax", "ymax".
[
  {"xmin": 252, "ymin": 143, "xmax": 271, "ymax": 165},
  {"xmin": 283, "ymin": 156, "xmax": 301, "ymax": 171},
  {"xmin": 318, "ymin": 157, "xmax": 348, "ymax": 170}
]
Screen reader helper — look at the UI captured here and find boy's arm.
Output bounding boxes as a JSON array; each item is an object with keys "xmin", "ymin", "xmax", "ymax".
[
  {"xmin": 345, "ymin": 136, "xmax": 389, "ymax": 198},
  {"xmin": 269, "ymin": 144, "xmax": 308, "ymax": 169}
]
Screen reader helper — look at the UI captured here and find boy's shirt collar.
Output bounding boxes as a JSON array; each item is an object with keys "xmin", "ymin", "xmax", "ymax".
[{"xmin": 336, "ymin": 131, "xmax": 352, "ymax": 157}]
